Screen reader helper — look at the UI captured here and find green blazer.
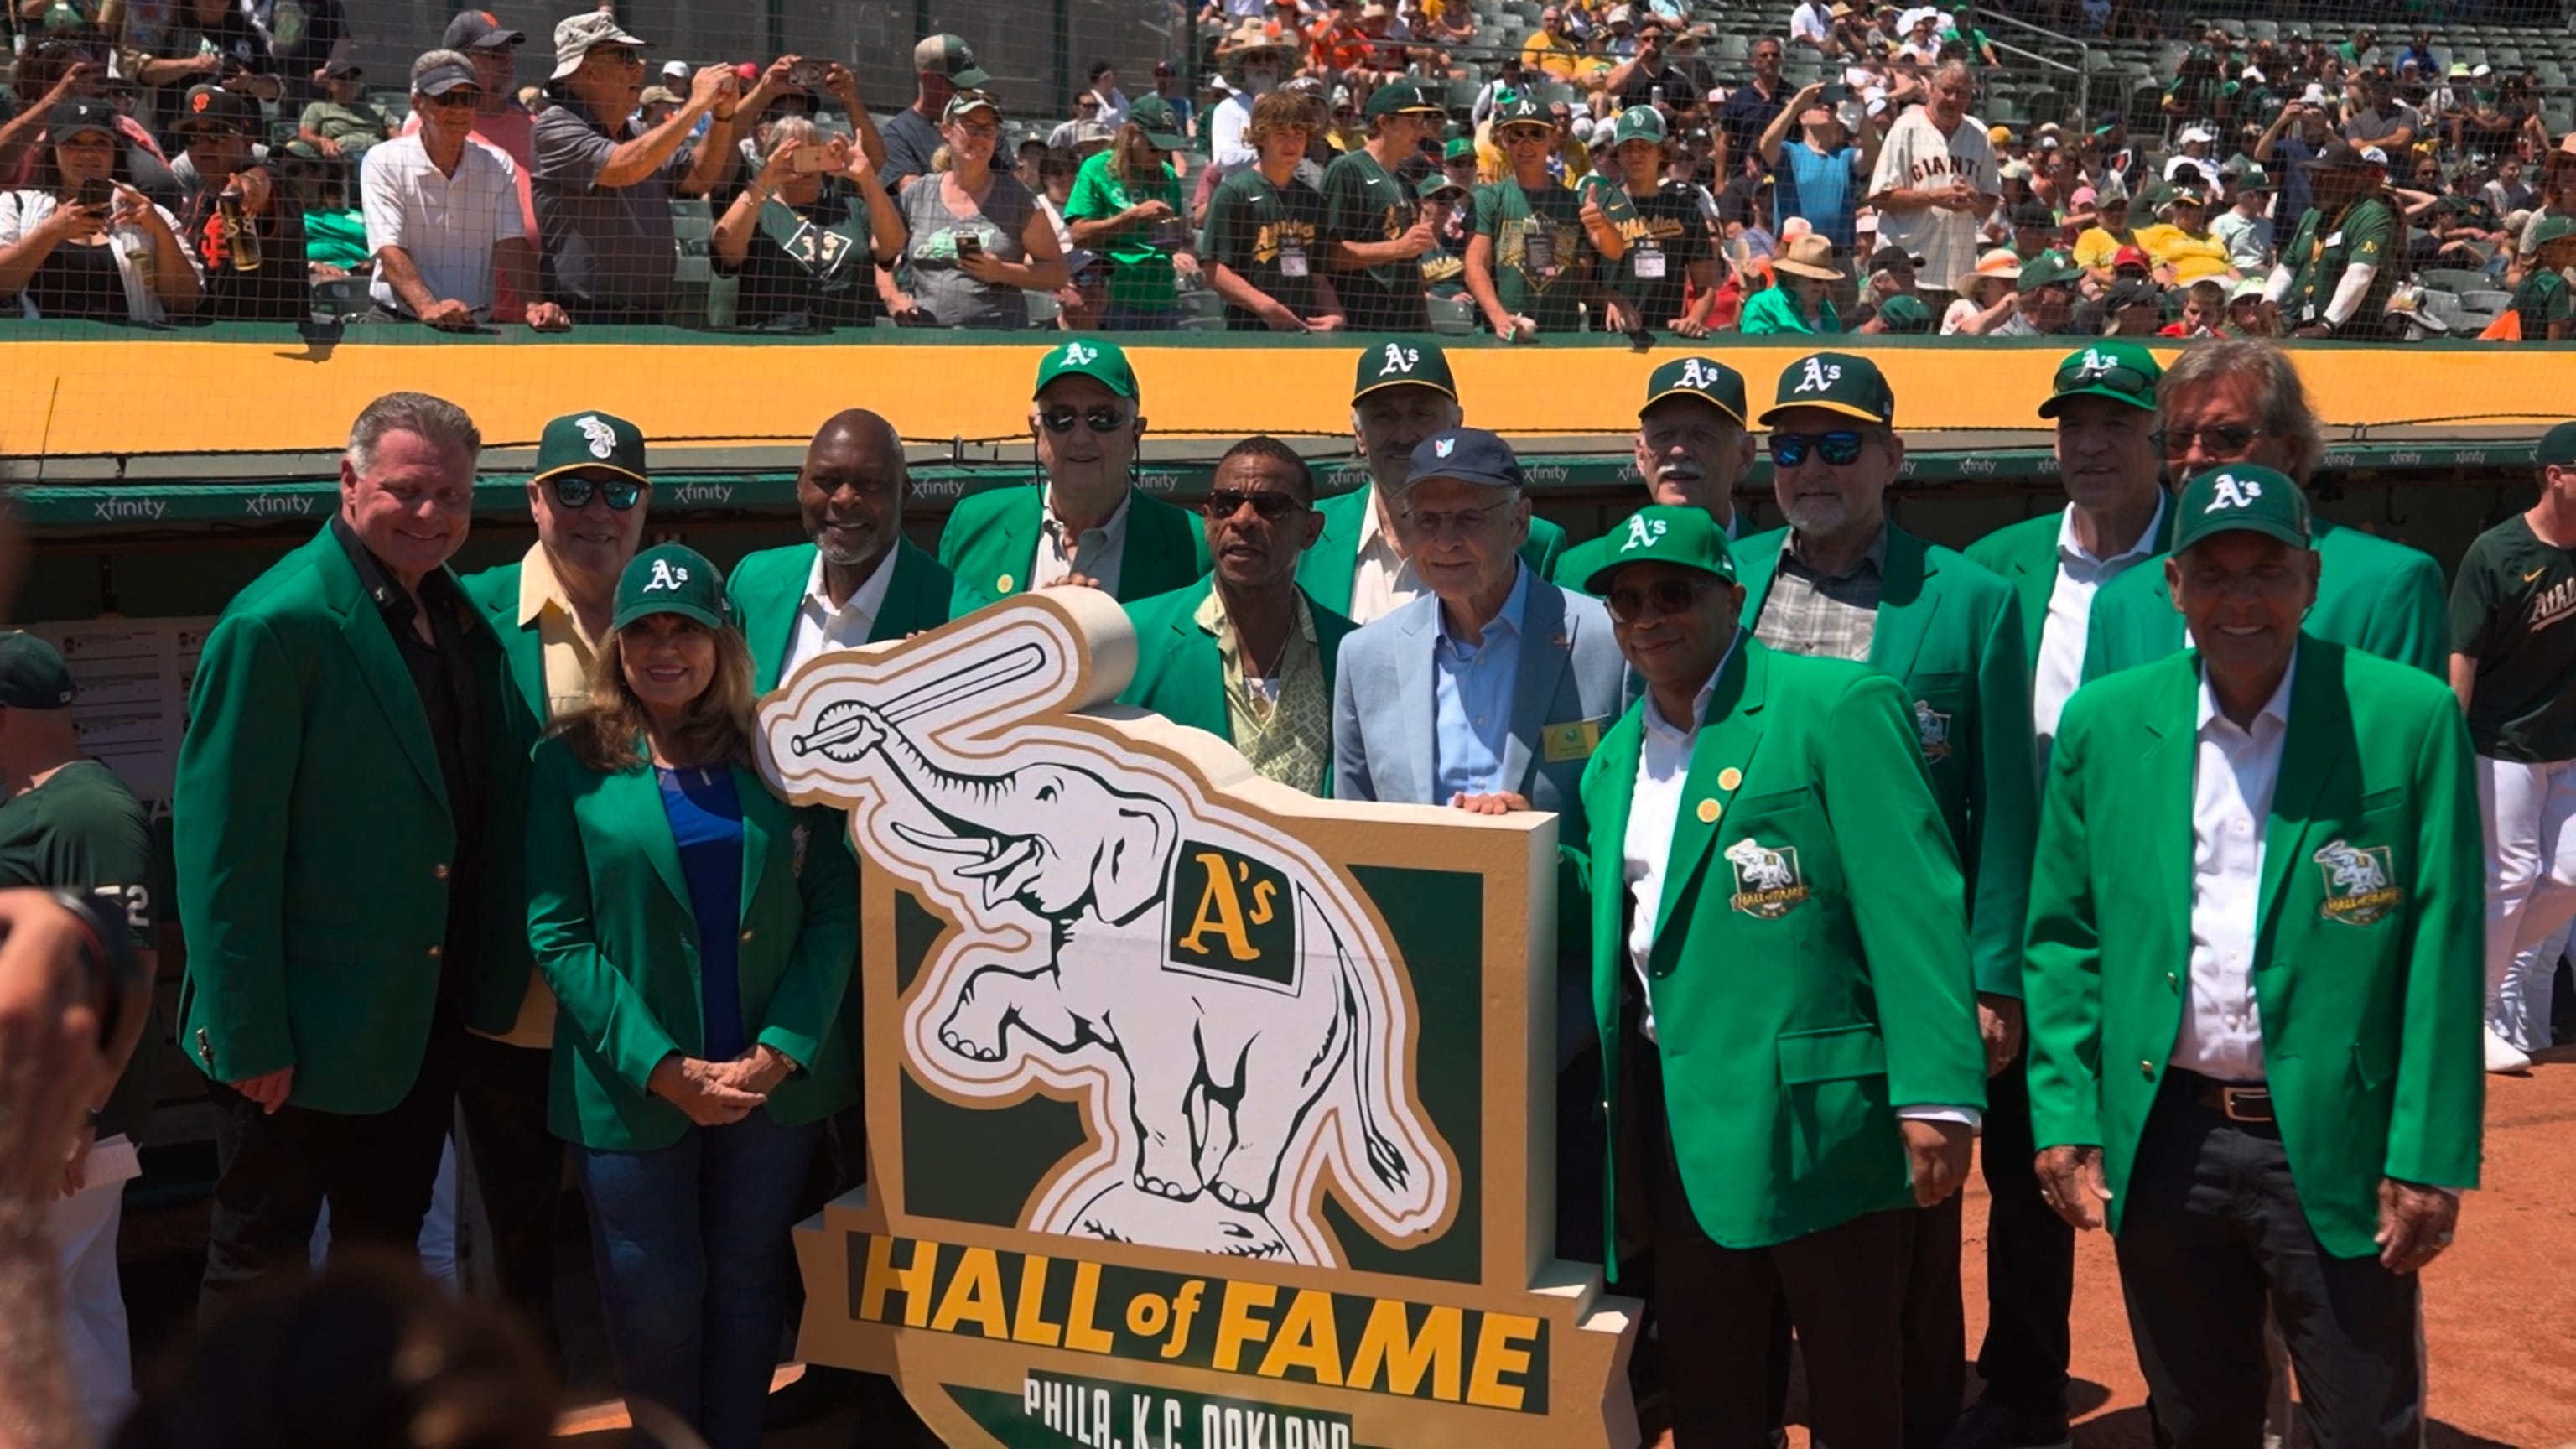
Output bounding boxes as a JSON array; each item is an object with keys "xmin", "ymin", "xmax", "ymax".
[
  {"xmin": 2024, "ymin": 639, "xmax": 2485, "ymax": 1257},
  {"xmin": 523, "ymin": 739, "xmax": 860, "ymax": 1151},
  {"xmin": 1116, "ymin": 576, "xmax": 1360, "ymax": 788},
  {"xmin": 726, "ymin": 538, "xmax": 956, "ymax": 693},
  {"xmin": 1732, "ymin": 524, "xmax": 2038, "ymax": 1000},
  {"xmin": 1295, "ymin": 485, "xmax": 1566, "ymax": 616},
  {"xmin": 1963, "ymin": 497, "xmax": 2179, "ymax": 669},
  {"xmin": 2081, "ymin": 518, "xmax": 2447, "ymax": 682},
  {"xmin": 1581, "ymin": 639, "xmax": 1986, "ymax": 1253},
  {"xmin": 938, "ymin": 485, "xmax": 1209, "ymax": 617},
  {"xmin": 173, "ymin": 525, "xmax": 526, "ymax": 1114}
]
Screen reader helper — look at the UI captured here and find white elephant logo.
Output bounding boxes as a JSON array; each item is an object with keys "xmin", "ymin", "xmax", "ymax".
[
  {"xmin": 2313, "ymin": 839, "xmax": 2401, "ymax": 926},
  {"xmin": 759, "ymin": 594, "xmax": 1453, "ymax": 1267}
]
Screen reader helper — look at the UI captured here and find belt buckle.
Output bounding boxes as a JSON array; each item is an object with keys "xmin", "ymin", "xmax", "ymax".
[{"xmin": 2220, "ymin": 1085, "xmax": 2272, "ymax": 1123}]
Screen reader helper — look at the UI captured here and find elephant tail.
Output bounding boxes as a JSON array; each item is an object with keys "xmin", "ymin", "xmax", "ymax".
[{"xmin": 1329, "ymin": 901, "xmax": 1411, "ymax": 1199}]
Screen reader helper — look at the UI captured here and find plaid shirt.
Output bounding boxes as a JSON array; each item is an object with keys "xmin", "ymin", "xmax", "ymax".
[{"xmin": 1753, "ymin": 525, "xmax": 1888, "ymax": 663}]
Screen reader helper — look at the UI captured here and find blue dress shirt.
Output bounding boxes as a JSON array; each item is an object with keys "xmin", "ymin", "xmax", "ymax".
[{"xmin": 1431, "ymin": 560, "xmax": 1531, "ymax": 803}]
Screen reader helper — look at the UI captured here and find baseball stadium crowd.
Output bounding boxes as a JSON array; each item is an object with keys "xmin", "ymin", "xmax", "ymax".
[
  {"xmin": 0, "ymin": 325, "xmax": 2569, "ymax": 1449},
  {"xmin": 4, "ymin": 0, "xmax": 2576, "ymax": 337}
]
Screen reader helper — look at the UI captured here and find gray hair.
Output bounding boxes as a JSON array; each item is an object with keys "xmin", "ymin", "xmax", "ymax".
[
  {"xmin": 2157, "ymin": 340, "xmax": 2321, "ymax": 486},
  {"xmin": 761, "ymin": 114, "xmax": 822, "ymax": 163},
  {"xmin": 347, "ymin": 392, "xmax": 482, "ymax": 477},
  {"xmin": 411, "ymin": 48, "xmax": 475, "ymax": 93},
  {"xmin": 1934, "ymin": 60, "xmax": 1974, "ymax": 90}
]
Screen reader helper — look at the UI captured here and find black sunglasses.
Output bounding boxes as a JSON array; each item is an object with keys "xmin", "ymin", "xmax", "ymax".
[
  {"xmin": 549, "ymin": 474, "xmax": 644, "ymax": 510},
  {"xmin": 1606, "ymin": 577, "xmax": 1716, "ymax": 623},
  {"xmin": 2151, "ymin": 423, "xmax": 2263, "ymax": 456},
  {"xmin": 1039, "ymin": 404, "xmax": 1130, "ymax": 434},
  {"xmin": 1768, "ymin": 430, "xmax": 1867, "ymax": 467},
  {"xmin": 1201, "ymin": 488, "xmax": 1306, "ymax": 520},
  {"xmin": 2054, "ymin": 360, "xmax": 2157, "ymax": 397}
]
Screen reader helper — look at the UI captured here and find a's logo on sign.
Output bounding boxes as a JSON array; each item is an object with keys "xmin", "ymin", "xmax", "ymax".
[
  {"xmin": 2314, "ymin": 839, "xmax": 2402, "ymax": 926},
  {"xmin": 1169, "ymin": 843, "xmax": 1296, "ymax": 989},
  {"xmin": 1794, "ymin": 356, "xmax": 1841, "ymax": 393},
  {"xmin": 1724, "ymin": 837, "xmax": 1810, "ymax": 917},
  {"xmin": 1914, "ymin": 700, "xmax": 1951, "ymax": 762},
  {"xmin": 2206, "ymin": 472, "xmax": 2262, "ymax": 511},
  {"xmin": 1379, "ymin": 342, "xmax": 1418, "ymax": 374},
  {"xmin": 1621, "ymin": 514, "xmax": 1666, "ymax": 552},
  {"xmin": 577, "ymin": 414, "xmax": 618, "ymax": 459},
  {"xmin": 646, "ymin": 558, "xmax": 688, "ymax": 591}
]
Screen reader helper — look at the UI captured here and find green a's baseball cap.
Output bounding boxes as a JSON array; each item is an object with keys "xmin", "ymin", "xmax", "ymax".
[
  {"xmin": 1444, "ymin": 136, "xmax": 1476, "ymax": 160},
  {"xmin": 1417, "ymin": 171, "xmax": 1467, "ymax": 201},
  {"xmin": 1364, "ymin": 80, "xmax": 1445, "ymax": 118},
  {"xmin": 0, "ymin": 631, "xmax": 75, "ymax": 709},
  {"xmin": 2528, "ymin": 215, "xmax": 2576, "ymax": 252},
  {"xmin": 2536, "ymin": 420, "xmax": 2576, "ymax": 465},
  {"xmin": 1757, "ymin": 351, "xmax": 1895, "ymax": 427},
  {"xmin": 913, "ymin": 34, "xmax": 989, "ymax": 88},
  {"xmin": 1876, "ymin": 293, "xmax": 1934, "ymax": 332},
  {"xmin": 1641, "ymin": 356, "xmax": 1748, "ymax": 428},
  {"xmin": 2170, "ymin": 465, "xmax": 2312, "ymax": 554},
  {"xmin": 1584, "ymin": 503, "xmax": 1738, "ymax": 593},
  {"xmin": 1611, "ymin": 106, "xmax": 1667, "ymax": 147},
  {"xmin": 533, "ymin": 411, "xmax": 650, "ymax": 489},
  {"xmin": 1352, "ymin": 338, "xmax": 1457, "ymax": 403},
  {"xmin": 2037, "ymin": 340, "xmax": 2163, "ymax": 418},
  {"xmin": 613, "ymin": 543, "xmax": 733, "ymax": 634},
  {"xmin": 1126, "ymin": 95, "xmax": 1190, "ymax": 150},
  {"xmin": 2017, "ymin": 248, "xmax": 2082, "ymax": 292},
  {"xmin": 1495, "ymin": 93, "xmax": 1550, "ymax": 132},
  {"xmin": 1034, "ymin": 337, "xmax": 1139, "ymax": 401}
]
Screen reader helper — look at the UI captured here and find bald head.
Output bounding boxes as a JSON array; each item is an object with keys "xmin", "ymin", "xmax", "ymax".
[{"xmin": 799, "ymin": 410, "xmax": 907, "ymax": 579}]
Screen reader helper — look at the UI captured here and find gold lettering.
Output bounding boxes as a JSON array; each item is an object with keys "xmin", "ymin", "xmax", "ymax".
[
  {"xmin": 929, "ymin": 1247, "xmax": 1010, "ymax": 1338},
  {"xmin": 1255, "ymin": 1289, "xmax": 1345, "ymax": 1386},
  {"xmin": 1177, "ymin": 852, "xmax": 1261, "ymax": 962},
  {"xmin": 1247, "ymin": 877, "xmax": 1276, "ymax": 926},
  {"xmin": 1011, "ymin": 1255, "xmax": 1062, "ymax": 1348},
  {"xmin": 858, "ymin": 1236, "xmax": 939, "ymax": 1328},
  {"xmin": 1063, "ymin": 1261, "xmax": 1117, "ymax": 1353},
  {"xmin": 1211, "ymin": 1281, "xmax": 1280, "ymax": 1373},
  {"xmin": 1465, "ymin": 1312, "xmax": 1540, "ymax": 1410},
  {"xmin": 1347, "ymin": 1301, "xmax": 1462, "ymax": 1402}
]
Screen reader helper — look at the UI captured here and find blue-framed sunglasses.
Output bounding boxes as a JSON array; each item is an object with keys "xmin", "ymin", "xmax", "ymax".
[
  {"xmin": 548, "ymin": 474, "xmax": 645, "ymax": 510},
  {"xmin": 1767, "ymin": 430, "xmax": 1868, "ymax": 468}
]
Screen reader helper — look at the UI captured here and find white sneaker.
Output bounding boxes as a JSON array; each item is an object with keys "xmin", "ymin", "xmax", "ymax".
[{"xmin": 2485, "ymin": 1026, "xmax": 2532, "ymax": 1074}]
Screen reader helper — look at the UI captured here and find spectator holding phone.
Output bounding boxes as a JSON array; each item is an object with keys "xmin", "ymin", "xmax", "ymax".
[
  {"xmin": 711, "ymin": 117, "xmax": 901, "ymax": 330},
  {"xmin": 1066, "ymin": 96, "xmax": 1201, "ymax": 330},
  {"xmin": 880, "ymin": 91, "xmax": 1066, "ymax": 327},
  {"xmin": 1202, "ymin": 91, "xmax": 1343, "ymax": 331},
  {"xmin": 0, "ymin": 98, "xmax": 198, "ymax": 321},
  {"xmin": 1761, "ymin": 81, "xmax": 1879, "ymax": 261},
  {"xmin": 362, "ymin": 52, "xmax": 568, "ymax": 331},
  {"xmin": 112, "ymin": 0, "xmax": 281, "ymax": 131}
]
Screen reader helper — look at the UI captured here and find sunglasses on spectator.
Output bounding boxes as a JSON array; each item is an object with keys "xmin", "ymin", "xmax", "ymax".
[
  {"xmin": 2151, "ymin": 423, "xmax": 2263, "ymax": 456},
  {"xmin": 1201, "ymin": 489, "xmax": 1306, "ymax": 520},
  {"xmin": 1606, "ymin": 577, "xmax": 1717, "ymax": 624},
  {"xmin": 1040, "ymin": 405, "xmax": 1130, "ymax": 434},
  {"xmin": 588, "ymin": 45, "xmax": 646, "ymax": 69},
  {"xmin": 1768, "ymin": 430, "xmax": 1868, "ymax": 467},
  {"xmin": 420, "ymin": 89, "xmax": 484, "ymax": 109},
  {"xmin": 549, "ymin": 475, "xmax": 645, "ymax": 510}
]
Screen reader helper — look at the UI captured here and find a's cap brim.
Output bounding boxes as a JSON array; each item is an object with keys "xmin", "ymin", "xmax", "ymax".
[
  {"xmin": 1352, "ymin": 375, "xmax": 1457, "ymax": 405},
  {"xmin": 2037, "ymin": 385, "xmax": 2154, "ymax": 418},
  {"xmin": 1587, "ymin": 552, "xmax": 1732, "ymax": 595},
  {"xmin": 2176, "ymin": 517, "xmax": 2309, "ymax": 553},
  {"xmin": 1757, "ymin": 398, "xmax": 1887, "ymax": 426},
  {"xmin": 1141, "ymin": 127, "xmax": 1189, "ymax": 150},
  {"xmin": 534, "ymin": 460, "xmax": 652, "ymax": 490},
  {"xmin": 1639, "ymin": 388, "xmax": 1748, "ymax": 428},
  {"xmin": 613, "ymin": 599, "xmax": 724, "ymax": 634}
]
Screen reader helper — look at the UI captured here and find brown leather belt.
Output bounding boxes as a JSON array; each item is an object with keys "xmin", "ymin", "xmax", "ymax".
[{"xmin": 2179, "ymin": 1072, "xmax": 2274, "ymax": 1123}]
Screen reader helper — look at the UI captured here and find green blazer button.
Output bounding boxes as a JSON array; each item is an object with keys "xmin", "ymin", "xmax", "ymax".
[
  {"xmin": 2138, "ymin": 1059, "xmax": 2154, "ymax": 1080},
  {"xmin": 427, "ymin": 944, "xmax": 442, "ymax": 958},
  {"xmin": 434, "ymin": 863, "xmax": 450, "ymax": 880},
  {"xmin": 740, "ymin": 928, "xmax": 756, "ymax": 943}
]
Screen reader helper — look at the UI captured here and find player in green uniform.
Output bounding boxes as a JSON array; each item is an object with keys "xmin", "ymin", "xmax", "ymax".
[
  {"xmin": 1467, "ymin": 94, "xmax": 1597, "ymax": 341},
  {"xmin": 2507, "ymin": 216, "xmax": 2576, "ymax": 341},
  {"xmin": 1319, "ymin": 80, "xmax": 1446, "ymax": 334},
  {"xmin": 1584, "ymin": 106, "xmax": 1718, "ymax": 337},
  {"xmin": 1201, "ymin": 91, "xmax": 1344, "ymax": 332},
  {"xmin": 2267, "ymin": 139, "xmax": 2399, "ymax": 340}
]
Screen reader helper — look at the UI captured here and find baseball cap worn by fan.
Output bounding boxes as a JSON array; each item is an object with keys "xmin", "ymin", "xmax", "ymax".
[
  {"xmin": 442, "ymin": 10, "xmax": 524, "ymax": 50},
  {"xmin": 1758, "ymin": 351, "xmax": 1894, "ymax": 427},
  {"xmin": 2170, "ymin": 465, "xmax": 2311, "ymax": 554},
  {"xmin": 177, "ymin": 84, "xmax": 260, "ymax": 132},
  {"xmin": 2037, "ymin": 340, "xmax": 2161, "ymax": 418},
  {"xmin": 1642, "ymin": 356, "xmax": 1748, "ymax": 428},
  {"xmin": 1877, "ymin": 293, "xmax": 1935, "ymax": 331},
  {"xmin": 915, "ymin": 34, "xmax": 991, "ymax": 88},
  {"xmin": 414, "ymin": 58, "xmax": 480, "ymax": 99},
  {"xmin": 612, "ymin": 544, "xmax": 732, "ymax": 634},
  {"xmin": 552, "ymin": 11, "xmax": 652, "ymax": 80},
  {"xmin": 1353, "ymin": 338, "xmax": 1457, "ymax": 403},
  {"xmin": 1036, "ymin": 337, "xmax": 1140, "ymax": 401},
  {"xmin": 1418, "ymin": 173, "xmax": 1467, "ymax": 201},
  {"xmin": 1127, "ymin": 96, "xmax": 1190, "ymax": 150},
  {"xmin": 534, "ymin": 411, "xmax": 650, "ymax": 490},
  {"xmin": 1586, "ymin": 502, "xmax": 1739, "ymax": 594},
  {"xmin": 1405, "ymin": 427, "xmax": 1522, "ymax": 491},
  {"xmin": 1365, "ymin": 80, "xmax": 1445, "ymax": 118},
  {"xmin": 46, "ymin": 98, "xmax": 117, "ymax": 143},
  {"xmin": 1612, "ymin": 106, "xmax": 1667, "ymax": 147},
  {"xmin": 2536, "ymin": 420, "xmax": 2576, "ymax": 466},
  {"xmin": 0, "ymin": 632, "xmax": 75, "ymax": 710}
]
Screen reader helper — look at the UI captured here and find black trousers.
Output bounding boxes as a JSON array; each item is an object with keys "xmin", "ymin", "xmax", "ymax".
[
  {"xmin": 1898, "ymin": 1189, "xmax": 1966, "ymax": 1448},
  {"xmin": 455, "ymin": 1034, "xmax": 569, "ymax": 1353},
  {"xmin": 2113, "ymin": 1075, "xmax": 2424, "ymax": 1449},
  {"xmin": 1640, "ymin": 1039, "xmax": 1909, "ymax": 1449},
  {"xmin": 1973, "ymin": 1044, "xmax": 2075, "ymax": 1413},
  {"xmin": 200, "ymin": 1001, "xmax": 467, "ymax": 1317}
]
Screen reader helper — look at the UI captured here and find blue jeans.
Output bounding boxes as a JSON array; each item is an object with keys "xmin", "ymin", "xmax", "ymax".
[{"xmin": 574, "ymin": 1112, "xmax": 823, "ymax": 1449}]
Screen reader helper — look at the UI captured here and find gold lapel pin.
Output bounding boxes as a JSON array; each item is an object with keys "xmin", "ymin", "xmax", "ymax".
[
  {"xmin": 997, "ymin": 574, "xmax": 1015, "ymax": 595},
  {"xmin": 1697, "ymin": 799, "xmax": 1721, "ymax": 824},
  {"xmin": 1718, "ymin": 766, "xmax": 1742, "ymax": 792}
]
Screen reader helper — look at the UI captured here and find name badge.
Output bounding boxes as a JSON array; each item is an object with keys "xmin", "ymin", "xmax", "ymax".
[
  {"xmin": 1633, "ymin": 244, "xmax": 1666, "ymax": 279},
  {"xmin": 1541, "ymin": 719, "xmax": 1601, "ymax": 763},
  {"xmin": 1280, "ymin": 246, "xmax": 1310, "ymax": 278},
  {"xmin": 1524, "ymin": 223, "xmax": 1557, "ymax": 273},
  {"xmin": 2324, "ymin": 230, "xmax": 2345, "ymax": 247}
]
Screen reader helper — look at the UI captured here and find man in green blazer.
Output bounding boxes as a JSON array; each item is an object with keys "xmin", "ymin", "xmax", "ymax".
[
  {"xmin": 729, "ymin": 409, "xmax": 956, "ymax": 695},
  {"xmin": 174, "ymin": 392, "xmax": 525, "ymax": 1308},
  {"xmin": 456, "ymin": 408, "xmax": 656, "ymax": 1344},
  {"xmin": 2081, "ymin": 338, "xmax": 2445, "ymax": 682},
  {"xmin": 2024, "ymin": 465, "xmax": 2483, "ymax": 1448},
  {"xmin": 1578, "ymin": 505, "xmax": 1983, "ymax": 1449},
  {"xmin": 1735, "ymin": 350, "xmax": 2037, "ymax": 1448},
  {"xmin": 1120, "ymin": 436, "xmax": 1358, "ymax": 796},
  {"xmin": 939, "ymin": 338, "xmax": 1208, "ymax": 617},
  {"xmin": 1296, "ymin": 339, "xmax": 1564, "ymax": 621},
  {"xmin": 1951, "ymin": 342, "xmax": 2174, "ymax": 1448},
  {"xmin": 1552, "ymin": 356, "xmax": 1751, "ymax": 596}
]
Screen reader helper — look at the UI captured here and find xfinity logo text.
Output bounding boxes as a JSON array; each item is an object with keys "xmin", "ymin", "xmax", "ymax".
[
  {"xmin": 242, "ymin": 491, "xmax": 314, "ymax": 518},
  {"xmin": 92, "ymin": 496, "xmax": 167, "ymax": 522}
]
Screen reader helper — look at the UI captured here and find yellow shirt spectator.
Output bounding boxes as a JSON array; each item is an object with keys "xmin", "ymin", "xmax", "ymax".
[
  {"xmin": 1522, "ymin": 29, "xmax": 1580, "ymax": 77},
  {"xmin": 2072, "ymin": 224, "xmax": 2141, "ymax": 279},
  {"xmin": 2133, "ymin": 223, "xmax": 2234, "ymax": 283}
]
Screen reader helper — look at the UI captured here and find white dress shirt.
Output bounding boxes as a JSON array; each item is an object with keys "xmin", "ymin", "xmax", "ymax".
[
  {"xmin": 2175, "ymin": 652, "xmax": 2298, "ymax": 1083},
  {"xmin": 2034, "ymin": 491, "xmax": 2168, "ymax": 751},
  {"xmin": 782, "ymin": 543, "xmax": 900, "ymax": 680},
  {"xmin": 1029, "ymin": 488, "xmax": 1132, "ymax": 596},
  {"xmin": 1346, "ymin": 490, "xmax": 1424, "ymax": 625}
]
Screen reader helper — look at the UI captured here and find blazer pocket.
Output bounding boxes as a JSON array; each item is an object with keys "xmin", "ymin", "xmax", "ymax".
[
  {"xmin": 1736, "ymin": 786, "xmax": 1815, "ymax": 816},
  {"xmin": 282, "ymin": 920, "xmax": 361, "ymax": 966},
  {"xmin": 2361, "ymin": 787, "xmax": 2406, "ymax": 813},
  {"xmin": 1778, "ymin": 1022, "xmax": 1889, "ymax": 1085}
]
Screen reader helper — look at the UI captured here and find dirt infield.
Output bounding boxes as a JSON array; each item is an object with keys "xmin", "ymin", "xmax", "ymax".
[{"xmin": 1925, "ymin": 1056, "xmax": 2576, "ymax": 1449}]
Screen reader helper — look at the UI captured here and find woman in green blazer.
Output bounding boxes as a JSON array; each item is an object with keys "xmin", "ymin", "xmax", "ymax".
[{"xmin": 525, "ymin": 544, "xmax": 857, "ymax": 1449}]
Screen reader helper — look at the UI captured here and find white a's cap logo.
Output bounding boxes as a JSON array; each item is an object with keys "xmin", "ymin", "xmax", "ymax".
[
  {"xmin": 1794, "ymin": 356, "xmax": 1842, "ymax": 393},
  {"xmin": 1380, "ymin": 343, "xmax": 1418, "ymax": 374},
  {"xmin": 1621, "ymin": 514, "xmax": 1667, "ymax": 552},
  {"xmin": 578, "ymin": 415, "xmax": 617, "ymax": 459},
  {"xmin": 2205, "ymin": 473, "xmax": 2262, "ymax": 512},
  {"xmin": 1680, "ymin": 358, "xmax": 1713, "ymax": 389},
  {"xmin": 1062, "ymin": 341, "xmax": 1098, "ymax": 366},
  {"xmin": 647, "ymin": 558, "xmax": 689, "ymax": 591}
]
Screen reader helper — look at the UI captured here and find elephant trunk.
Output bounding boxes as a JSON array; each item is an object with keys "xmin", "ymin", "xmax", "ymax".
[{"xmin": 877, "ymin": 724, "xmax": 1028, "ymax": 842}]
